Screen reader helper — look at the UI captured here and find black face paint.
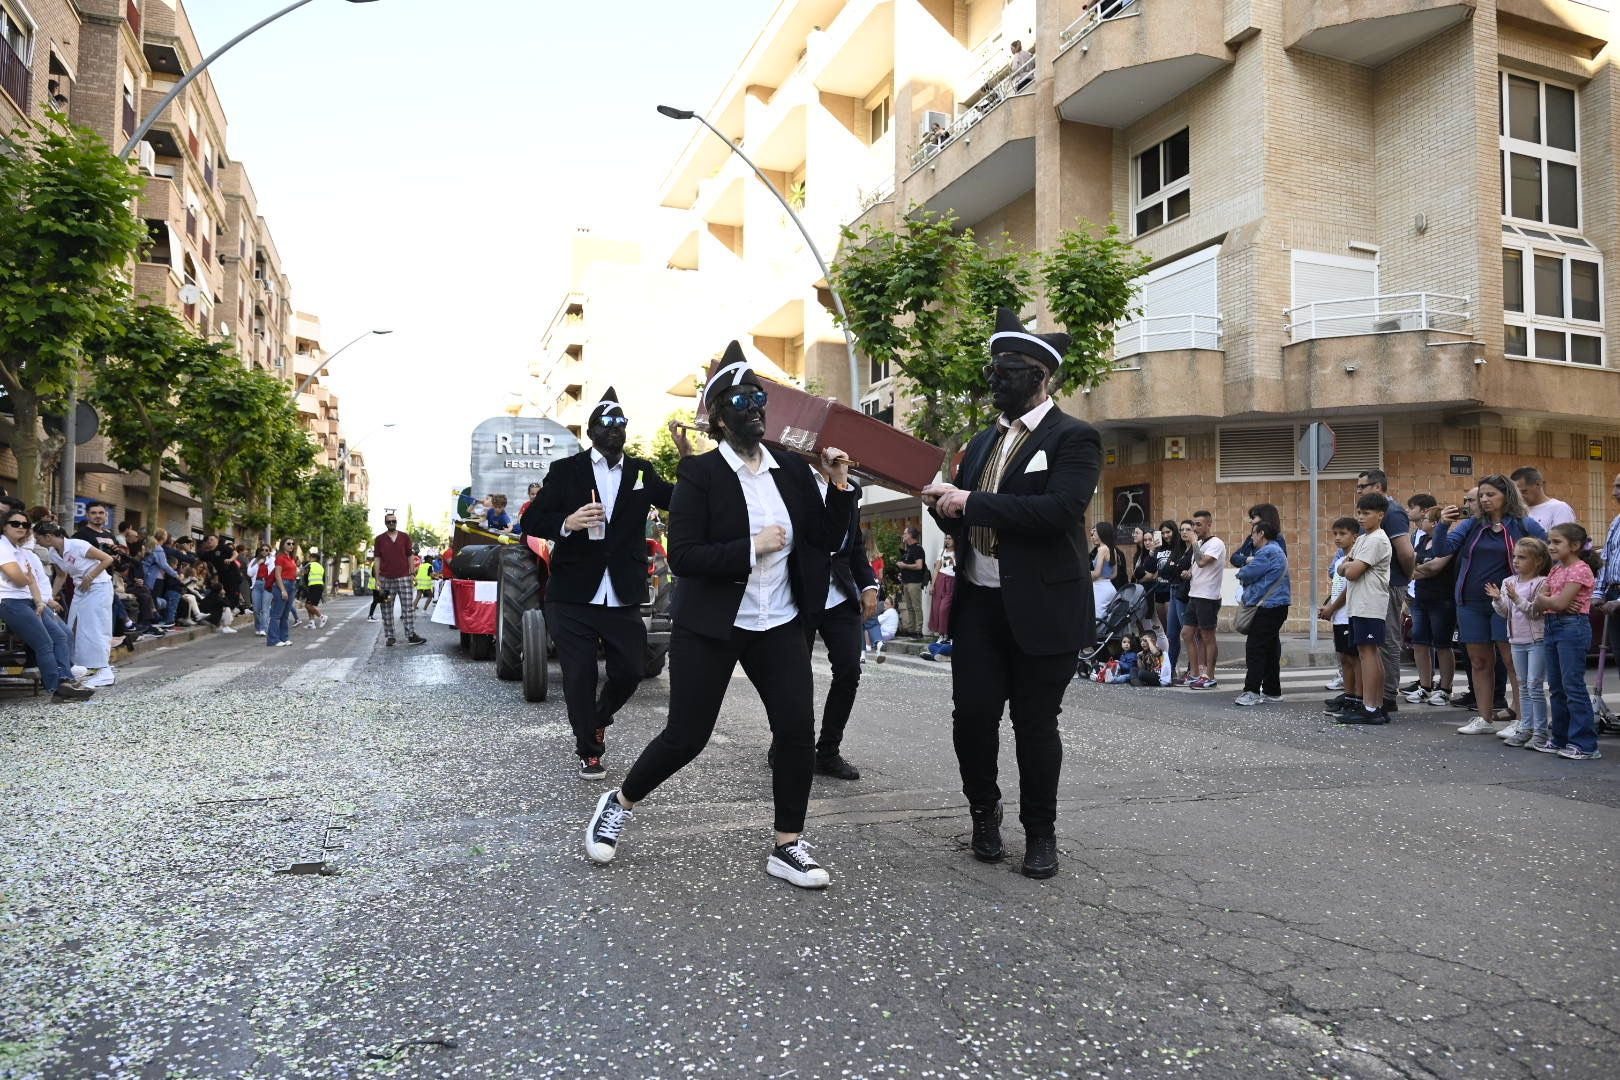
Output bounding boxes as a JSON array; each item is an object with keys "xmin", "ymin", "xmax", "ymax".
[
  {"xmin": 716, "ymin": 381, "xmax": 767, "ymax": 451},
  {"xmin": 987, "ymin": 359, "xmax": 1044, "ymax": 416},
  {"xmin": 588, "ymin": 419, "xmax": 627, "ymax": 461}
]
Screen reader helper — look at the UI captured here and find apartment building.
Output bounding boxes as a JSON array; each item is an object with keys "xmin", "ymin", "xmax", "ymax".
[
  {"xmin": 657, "ymin": 0, "xmax": 1620, "ymax": 592},
  {"xmin": 1, "ymin": 0, "xmax": 358, "ymax": 532}
]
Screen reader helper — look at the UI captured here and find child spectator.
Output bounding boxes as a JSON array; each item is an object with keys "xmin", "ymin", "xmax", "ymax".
[
  {"xmin": 1488, "ymin": 537, "xmax": 1549, "ymax": 747},
  {"xmin": 1533, "ymin": 523, "xmax": 1601, "ymax": 759},
  {"xmin": 1131, "ymin": 636, "xmax": 1166, "ymax": 686},
  {"xmin": 1319, "ymin": 518, "xmax": 1360, "ymax": 714},
  {"xmin": 1106, "ymin": 635, "xmax": 1140, "ymax": 683},
  {"xmin": 1408, "ymin": 505, "xmax": 1457, "ymax": 706},
  {"xmin": 1336, "ymin": 496, "xmax": 1393, "ymax": 725}
]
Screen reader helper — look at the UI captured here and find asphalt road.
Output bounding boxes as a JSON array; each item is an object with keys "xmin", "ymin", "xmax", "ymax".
[{"xmin": 3, "ymin": 595, "xmax": 1617, "ymax": 1079}]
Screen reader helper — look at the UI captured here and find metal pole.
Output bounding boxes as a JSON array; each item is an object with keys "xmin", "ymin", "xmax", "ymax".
[
  {"xmin": 1308, "ymin": 423, "xmax": 1320, "ymax": 652},
  {"xmin": 294, "ymin": 330, "xmax": 384, "ymax": 398},
  {"xmin": 58, "ymin": 380, "xmax": 77, "ymax": 525},
  {"xmin": 687, "ymin": 112, "xmax": 863, "ymax": 407}
]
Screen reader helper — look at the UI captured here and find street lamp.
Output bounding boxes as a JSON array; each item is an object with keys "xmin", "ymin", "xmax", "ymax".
[
  {"xmin": 656, "ymin": 104, "xmax": 863, "ymax": 409},
  {"xmin": 56, "ymin": 0, "xmax": 386, "ymax": 525},
  {"xmin": 295, "ymin": 329, "xmax": 393, "ymax": 397}
]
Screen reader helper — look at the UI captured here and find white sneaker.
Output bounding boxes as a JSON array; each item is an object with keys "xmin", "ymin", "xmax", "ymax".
[
  {"xmin": 767, "ymin": 838, "xmax": 830, "ymax": 889},
  {"xmin": 273, "ymin": 640, "xmax": 293, "ymax": 648},
  {"xmin": 255, "ymin": 630, "xmax": 266, "ymax": 636},
  {"xmin": 1233, "ymin": 691, "xmax": 1264, "ymax": 706},
  {"xmin": 218, "ymin": 625, "xmax": 238, "ymax": 634},
  {"xmin": 1403, "ymin": 686, "xmax": 1429, "ymax": 704},
  {"xmin": 70, "ymin": 665, "xmax": 89, "ymax": 680},
  {"xmin": 1324, "ymin": 674, "xmax": 1344, "ymax": 691},
  {"xmin": 584, "ymin": 789, "xmax": 633, "ymax": 864},
  {"xmin": 1496, "ymin": 721, "xmax": 1526, "ymax": 740},
  {"xmin": 1427, "ymin": 689, "xmax": 1451, "ymax": 707},
  {"xmin": 1457, "ymin": 716, "xmax": 1497, "ymax": 735},
  {"xmin": 80, "ymin": 667, "xmax": 116, "ymax": 688}
]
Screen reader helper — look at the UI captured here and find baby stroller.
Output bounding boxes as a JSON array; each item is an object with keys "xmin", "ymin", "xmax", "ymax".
[{"xmin": 1075, "ymin": 584, "xmax": 1152, "ymax": 679}]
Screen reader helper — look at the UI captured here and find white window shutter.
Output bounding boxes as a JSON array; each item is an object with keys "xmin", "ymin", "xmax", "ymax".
[
  {"xmin": 1118, "ymin": 246, "xmax": 1220, "ymax": 357},
  {"xmin": 1290, "ymin": 251, "xmax": 1379, "ymax": 339}
]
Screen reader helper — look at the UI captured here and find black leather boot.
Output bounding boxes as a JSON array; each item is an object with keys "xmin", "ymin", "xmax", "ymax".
[
  {"xmin": 969, "ymin": 801, "xmax": 1004, "ymax": 862},
  {"xmin": 1021, "ymin": 835, "xmax": 1059, "ymax": 879}
]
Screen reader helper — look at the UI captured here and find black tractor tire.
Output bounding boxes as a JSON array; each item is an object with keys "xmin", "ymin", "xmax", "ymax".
[
  {"xmin": 450, "ymin": 544, "xmax": 503, "ymax": 582},
  {"xmin": 643, "ymin": 642, "xmax": 668, "ymax": 679},
  {"xmin": 469, "ymin": 633, "xmax": 493, "ymax": 661},
  {"xmin": 459, "ymin": 631, "xmax": 469, "ymax": 652},
  {"xmin": 522, "ymin": 607, "xmax": 550, "ymax": 702},
  {"xmin": 496, "ymin": 546, "xmax": 542, "ymax": 680}
]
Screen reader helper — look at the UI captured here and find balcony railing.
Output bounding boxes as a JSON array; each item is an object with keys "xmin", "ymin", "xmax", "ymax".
[
  {"xmin": 0, "ymin": 32, "xmax": 30, "ymax": 109},
  {"xmin": 856, "ymin": 175, "xmax": 895, "ymax": 212},
  {"xmin": 1059, "ymin": 0, "xmax": 1140, "ymax": 51},
  {"xmin": 909, "ymin": 64, "xmax": 1037, "ymax": 171},
  {"xmin": 1114, "ymin": 313, "xmax": 1223, "ymax": 360},
  {"xmin": 1284, "ymin": 293, "xmax": 1471, "ymax": 343}
]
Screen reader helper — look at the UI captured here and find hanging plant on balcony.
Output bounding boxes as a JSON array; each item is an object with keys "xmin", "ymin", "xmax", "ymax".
[{"xmin": 786, "ymin": 181, "xmax": 808, "ymax": 209}]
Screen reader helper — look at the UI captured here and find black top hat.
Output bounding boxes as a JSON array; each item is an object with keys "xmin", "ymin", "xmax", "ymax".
[{"xmin": 988, "ymin": 307, "xmax": 1069, "ymax": 373}]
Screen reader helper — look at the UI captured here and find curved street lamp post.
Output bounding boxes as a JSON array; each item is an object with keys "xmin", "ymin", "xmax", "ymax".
[
  {"xmin": 656, "ymin": 105, "xmax": 863, "ymax": 410},
  {"xmin": 56, "ymin": 0, "xmax": 383, "ymax": 526}
]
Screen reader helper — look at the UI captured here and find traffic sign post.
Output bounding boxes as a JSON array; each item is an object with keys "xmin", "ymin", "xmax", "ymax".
[{"xmin": 1300, "ymin": 422, "xmax": 1336, "ymax": 650}]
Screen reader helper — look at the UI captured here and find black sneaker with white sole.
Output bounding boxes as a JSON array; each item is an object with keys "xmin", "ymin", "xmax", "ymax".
[
  {"xmin": 767, "ymin": 838, "xmax": 830, "ymax": 889},
  {"xmin": 584, "ymin": 789, "xmax": 633, "ymax": 864},
  {"xmin": 579, "ymin": 756, "xmax": 606, "ymax": 780}
]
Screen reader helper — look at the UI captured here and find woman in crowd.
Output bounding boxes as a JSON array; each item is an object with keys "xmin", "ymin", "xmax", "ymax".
[
  {"xmin": 1408, "ymin": 505, "xmax": 1458, "ymax": 706},
  {"xmin": 582, "ymin": 350, "xmax": 856, "ymax": 889},
  {"xmin": 266, "ymin": 538, "xmax": 300, "ymax": 647},
  {"xmin": 1167, "ymin": 519, "xmax": 1196, "ymax": 681},
  {"xmin": 0, "ymin": 516, "xmax": 93, "ymax": 702},
  {"xmin": 1533, "ymin": 523, "xmax": 1602, "ymax": 759},
  {"xmin": 1132, "ymin": 526, "xmax": 1164, "ymax": 620},
  {"xmin": 1423, "ymin": 475, "xmax": 1545, "ymax": 735},
  {"xmin": 1233, "ymin": 521, "xmax": 1291, "ymax": 706},
  {"xmin": 247, "ymin": 544, "xmax": 273, "ymax": 635},
  {"xmin": 31, "ymin": 522, "xmax": 118, "ymax": 687},
  {"xmin": 928, "ymin": 535, "xmax": 957, "ymax": 653},
  {"xmin": 1090, "ymin": 521, "xmax": 1123, "ymax": 615},
  {"xmin": 1229, "ymin": 503, "xmax": 1287, "ymax": 566},
  {"xmin": 142, "ymin": 530, "xmax": 183, "ymax": 627}
]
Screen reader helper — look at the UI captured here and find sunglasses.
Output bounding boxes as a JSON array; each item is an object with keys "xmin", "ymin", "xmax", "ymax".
[
  {"xmin": 4, "ymin": 519, "xmax": 29, "ymax": 528},
  {"xmin": 385, "ymin": 520, "xmax": 398, "ymax": 526},
  {"xmin": 722, "ymin": 389, "xmax": 768, "ymax": 411},
  {"xmin": 595, "ymin": 415, "xmax": 629, "ymax": 428},
  {"xmin": 982, "ymin": 362, "xmax": 1039, "ymax": 380}
]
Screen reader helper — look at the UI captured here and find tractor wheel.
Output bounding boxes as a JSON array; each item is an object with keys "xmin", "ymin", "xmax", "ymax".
[
  {"xmin": 643, "ymin": 642, "xmax": 668, "ymax": 679},
  {"xmin": 459, "ymin": 631, "xmax": 469, "ymax": 652},
  {"xmin": 496, "ymin": 546, "xmax": 541, "ymax": 680},
  {"xmin": 522, "ymin": 607, "xmax": 550, "ymax": 702}
]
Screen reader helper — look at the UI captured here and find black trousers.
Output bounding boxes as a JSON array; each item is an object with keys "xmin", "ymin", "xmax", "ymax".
[
  {"xmin": 802, "ymin": 598, "xmax": 863, "ymax": 758},
  {"xmin": 949, "ymin": 581, "xmax": 1074, "ymax": 838},
  {"xmin": 548, "ymin": 601, "xmax": 646, "ymax": 760},
  {"xmin": 1242, "ymin": 605, "xmax": 1290, "ymax": 697},
  {"xmin": 622, "ymin": 619, "xmax": 815, "ymax": 834}
]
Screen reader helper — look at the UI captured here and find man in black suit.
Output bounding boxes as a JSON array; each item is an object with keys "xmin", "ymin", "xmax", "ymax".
[
  {"xmin": 521, "ymin": 388, "xmax": 675, "ymax": 779},
  {"xmin": 923, "ymin": 307, "xmax": 1104, "ymax": 879},
  {"xmin": 796, "ymin": 473, "xmax": 879, "ymax": 780}
]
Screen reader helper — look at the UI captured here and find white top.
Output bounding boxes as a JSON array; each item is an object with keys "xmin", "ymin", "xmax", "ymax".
[
  {"xmin": 0, "ymin": 536, "xmax": 42, "ymax": 601},
  {"xmin": 568, "ymin": 448, "xmax": 630, "ymax": 607},
  {"xmin": 877, "ymin": 607, "xmax": 899, "ymax": 639},
  {"xmin": 1345, "ymin": 530, "xmax": 1393, "ymax": 619},
  {"xmin": 812, "ymin": 469, "xmax": 877, "ymax": 610},
  {"xmin": 1189, "ymin": 536, "xmax": 1227, "ymax": 600},
  {"xmin": 1527, "ymin": 497, "xmax": 1576, "ymax": 532},
  {"xmin": 1329, "ymin": 550, "xmax": 1352, "ymax": 626},
  {"xmin": 42, "ymin": 538, "xmax": 105, "ymax": 588},
  {"xmin": 963, "ymin": 397, "xmax": 1056, "ymax": 590},
  {"xmin": 719, "ymin": 442, "xmax": 796, "ymax": 631}
]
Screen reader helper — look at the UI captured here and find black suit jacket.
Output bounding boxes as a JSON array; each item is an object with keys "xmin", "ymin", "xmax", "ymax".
[
  {"xmin": 797, "ymin": 478, "xmax": 877, "ymax": 629},
  {"xmin": 931, "ymin": 403, "xmax": 1104, "ymax": 654},
  {"xmin": 667, "ymin": 449, "xmax": 856, "ymax": 640},
  {"xmin": 522, "ymin": 449, "xmax": 675, "ymax": 605}
]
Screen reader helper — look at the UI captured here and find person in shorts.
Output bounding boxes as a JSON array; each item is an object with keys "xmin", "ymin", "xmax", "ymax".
[
  {"xmin": 1181, "ymin": 510, "xmax": 1226, "ymax": 688},
  {"xmin": 1336, "ymin": 495, "xmax": 1393, "ymax": 725},
  {"xmin": 1318, "ymin": 517, "xmax": 1360, "ymax": 712}
]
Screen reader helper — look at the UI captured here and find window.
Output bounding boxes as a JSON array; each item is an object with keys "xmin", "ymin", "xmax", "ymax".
[
  {"xmin": 868, "ymin": 352, "xmax": 891, "ymax": 386},
  {"xmin": 1287, "ymin": 250, "xmax": 1379, "ymax": 339},
  {"xmin": 1, "ymin": 1, "xmax": 33, "ymax": 64},
  {"xmin": 1502, "ymin": 237, "xmax": 1604, "ymax": 366},
  {"xmin": 1500, "ymin": 71, "xmax": 1580, "ymax": 229},
  {"xmin": 1116, "ymin": 246, "xmax": 1221, "ymax": 358},
  {"xmin": 867, "ymin": 95, "xmax": 891, "ymax": 144},
  {"xmin": 1217, "ymin": 421, "xmax": 1382, "ymax": 482},
  {"xmin": 1132, "ymin": 128, "xmax": 1190, "ymax": 236}
]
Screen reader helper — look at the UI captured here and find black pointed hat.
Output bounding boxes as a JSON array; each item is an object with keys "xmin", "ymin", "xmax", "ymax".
[
  {"xmin": 988, "ymin": 307, "xmax": 1069, "ymax": 373},
  {"xmin": 702, "ymin": 341, "xmax": 757, "ymax": 407},
  {"xmin": 589, "ymin": 386, "xmax": 624, "ymax": 426}
]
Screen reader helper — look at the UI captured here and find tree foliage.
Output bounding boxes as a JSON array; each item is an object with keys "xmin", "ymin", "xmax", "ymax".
[
  {"xmin": 830, "ymin": 208, "xmax": 1149, "ymax": 462},
  {"xmin": 0, "ymin": 114, "xmax": 148, "ymax": 505},
  {"xmin": 408, "ymin": 523, "xmax": 444, "ymax": 551}
]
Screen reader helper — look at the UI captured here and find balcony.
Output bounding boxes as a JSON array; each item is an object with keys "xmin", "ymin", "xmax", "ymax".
[
  {"xmin": 1073, "ymin": 348, "xmax": 1228, "ymax": 427},
  {"xmin": 1114, "ymin": 313, "xmax": 1223, "ymax": 360},
  {"xmin": 809, "ymin": 0, "xmax": 895, "ymax": 98},
  {"xmin": 905, "ymin": 70, "xmax": 1037, "ymax": 223},
  {"xmin": 1055, "ymin": 1, "xmax": 1232, "ymax": 128},
  {"xmin": 1286, "ymin": 1, "xmax": 1475, "ymax": 67},
  {"xmin": 1, "ymin": 34, "xmax": 31, "ymax": 112},
  {"xmin": 137, "ymin": 175, "xmax": 179, "ymax": 223},
  {"xmin": 1498, "ymin": 0, "xmax": 1610, "ymax": 51},
  {"xmin": 1282, "ymin": 294, "xmax": 1477, "ymax": 413},
  {"xmin": 139, "ymin": 88, "xmax": 184, "ymax": 158}
]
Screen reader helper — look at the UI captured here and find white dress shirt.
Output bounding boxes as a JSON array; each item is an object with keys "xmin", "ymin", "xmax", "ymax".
[
  {"xmin": 963, "ymin": 397, "xmax": 1056, "ymax": 589},
  {"xmin": 811, "ymin": 470, "xmax": 878, "ymax": 610},
  {"xmin": 561, "ymin": 448, "xmax": 631, "ymax": 607},
  {"xmin": 0, "ymin": 535, "xmax": 38, "ymax": 601},
  {"xmin": 720, "ymin": 442, "xmax": 797, "ymax": 631}
]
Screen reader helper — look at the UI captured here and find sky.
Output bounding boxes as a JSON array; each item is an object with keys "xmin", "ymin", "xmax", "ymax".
[{"xmin": 187, "ymin": 0, "xmax": 771, "ymax": 532}]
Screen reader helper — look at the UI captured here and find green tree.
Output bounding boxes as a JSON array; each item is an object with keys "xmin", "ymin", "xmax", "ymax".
[
  {"xmin": 86, "ymin": 303, "xmax": 210, "ymax": 526},
  {"xmin": 408, "ymin": 523, "xmax": 444, "ymax": 550},
  {"xmin": 171, "ymin": 358, "xmax": 312, "ymax": 529},
  {"xmin": 0, "ymin": 115, "xmax": 147, "ymax": 506},
  {"xmin": 830, "ymin": 208, "xmax": 1148, "ymax": 462},
  {"xmin": 627, "ymin": 410, "xmax": 711, "ymax": 484}
]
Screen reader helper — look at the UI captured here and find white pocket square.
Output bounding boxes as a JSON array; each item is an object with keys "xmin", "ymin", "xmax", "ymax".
[
  {"xmin": 1023, "ymin": 450, "xmax": 1048, "ymax": 474},
  {"xmin": 632, "ymin": 474, "xmax": 645, "ymax": 491}
]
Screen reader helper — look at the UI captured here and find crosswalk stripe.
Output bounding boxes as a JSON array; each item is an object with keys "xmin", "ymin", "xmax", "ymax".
[
  {"xmin": 279, "ymin": 657, "xmax": 356, "ymax": 689},
  {"xmin": 167, "ymin": 660, "xmax": 260, "ymax": 694}
]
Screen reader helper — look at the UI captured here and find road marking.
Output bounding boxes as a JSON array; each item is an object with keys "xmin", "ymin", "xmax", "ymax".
[
  {"xmin": 403, "ymin": 654, "xmax": 458, "ymax": 685},
  {"xmin": 167, "ymin": 661, "xmax": 261, "ymax": 694},
  {"xmin": 280, "ymin": 657, "xmax": 356, "ymax": 688}
]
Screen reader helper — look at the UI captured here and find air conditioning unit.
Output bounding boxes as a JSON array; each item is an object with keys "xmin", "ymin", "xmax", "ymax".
[
  {"xmin": 918, "ymin": 110, "xmax": 950, "ymax": 139},
  {"xmin": 137, "ymin": 141, "xmax": 157, "ymax": 176}
]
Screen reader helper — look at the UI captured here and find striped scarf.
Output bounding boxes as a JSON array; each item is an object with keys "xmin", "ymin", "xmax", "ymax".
[{"xmin": 969, "ymin": 421, "xmax": 1030, "ymax": 561}]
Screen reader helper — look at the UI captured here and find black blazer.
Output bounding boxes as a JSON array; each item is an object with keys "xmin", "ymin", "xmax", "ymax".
[
  {"xmin": 667, "ymin": 448, "xmax": 856, "ymax": 640},
  {"xmin": 797, "ymin": 479, "xmax": 878, "ymax": 629},
  {"xmin": 931, "ymin": 403, "xmax": 1103, "ymax": 654},
  {"xmin": 521, "ymin": 449, "xmax": 675, "ymax": 605}
]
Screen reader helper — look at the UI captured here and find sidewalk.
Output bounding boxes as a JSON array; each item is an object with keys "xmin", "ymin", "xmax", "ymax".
[{"xmin": 887, "ymin": 631, "xmax": 1340, "ymax": 670}]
